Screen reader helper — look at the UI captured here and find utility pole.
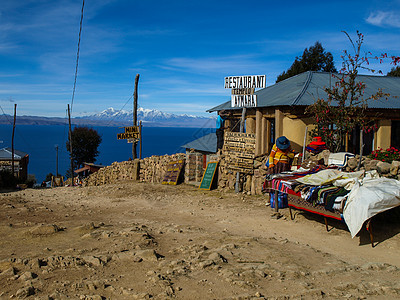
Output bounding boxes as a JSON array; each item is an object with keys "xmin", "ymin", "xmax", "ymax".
[
  {"xmin": 68, "ymin": 104, "xmax": 74, "ymax": 186},
  {"xmin": 132, "ymin": 74, "xmax": 140, "ymax": 159},
  {"xmin": 11, "ymin": 104, "xmax": 17, "ymax": 177}
]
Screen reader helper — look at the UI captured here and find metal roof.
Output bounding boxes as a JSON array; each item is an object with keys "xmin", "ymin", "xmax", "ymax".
[
  {"xmin": 207, "ymin": 71, "xmax": 400, "ymax": 112},
  {"xmin": 181, "ymin": 133, "xmax": 217, "ymax": 153},
  {"xmin": 0, "ymin": 147, "xmax": 28, "ymax": 160}
]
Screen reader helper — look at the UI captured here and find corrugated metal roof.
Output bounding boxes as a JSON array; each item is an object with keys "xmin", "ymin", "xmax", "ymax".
[
  {"xmin": 181, "ymin": 133, "xmax": 217, "ymax": 153},
  {"xmin": 0, "ymin": 147, "xmax": 28, "ymax": 160},
  {"xmin": 207, "ymin": 71, "xmax": 400, "ymax": 112}
]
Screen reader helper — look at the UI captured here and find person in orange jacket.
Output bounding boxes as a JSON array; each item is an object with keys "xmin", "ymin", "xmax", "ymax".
[{"xmin": 267, "ymin": 136, "xmax": 295, "ymax": 175}]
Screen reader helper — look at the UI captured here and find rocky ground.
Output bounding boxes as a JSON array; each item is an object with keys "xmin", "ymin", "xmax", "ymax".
[{"xmin": 1, "ymin": 181, "xmax": 400, "ymax": 299}]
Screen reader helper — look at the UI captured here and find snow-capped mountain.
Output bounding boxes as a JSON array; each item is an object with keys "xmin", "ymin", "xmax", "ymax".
[
  {"xmin": 78, "ymin": 107, "xmax": 215, "ymax": 128},
  {"xmin": 0, "ymin": 107, "xmax": 216, "ymax": 127}
]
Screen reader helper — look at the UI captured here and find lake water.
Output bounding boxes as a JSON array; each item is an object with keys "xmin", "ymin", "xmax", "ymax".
[{"xmin": 0, "ymin": 124, "xmax": 214, "ymax": 182}]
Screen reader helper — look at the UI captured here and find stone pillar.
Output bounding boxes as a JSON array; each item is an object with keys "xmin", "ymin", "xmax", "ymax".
[
  {"xmin": 261, "ymin": 117, "xmax": 267, "ymax": 155},
  {"xmin": 376, "ymin": 119, "xmax": 392, "ymax": 150},
  {"xmin": 266, "ymin": 119, "xmax": 272, "ymax": 153},
  {"xmin": 255, "ymin": 110, "xmax": 262, "ymax": 156},
  {"xmin": 246, "ymin": 117, "xmax": 256, "ymax": 134},
  {"xmin": 275, "ymin": 109, "xmax": 283, "ymax": 138}
]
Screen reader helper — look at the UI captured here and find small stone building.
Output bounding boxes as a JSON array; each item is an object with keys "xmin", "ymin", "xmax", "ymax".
[
  {"xmin": 181, "ymin": 133, "xmax": 219, "ymax": 184},
  {"xmin": 0, "ymin": 147, "xmax": 29, "ymax": 180}
]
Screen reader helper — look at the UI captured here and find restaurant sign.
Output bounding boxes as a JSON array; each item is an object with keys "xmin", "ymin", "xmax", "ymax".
[{"xmin": 224, "ymin": 75, "xmax": 266, "ymax": 108}]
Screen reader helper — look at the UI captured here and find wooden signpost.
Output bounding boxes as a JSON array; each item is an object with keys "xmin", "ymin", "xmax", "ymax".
[
  {"xmin": 223, "ymin": 132, "xmax": 256, "ymax": 174},
  {"xmin": 199, "ymin": 161, "xmax": 218, "ymax": 190},
  {"xmin": 117, "ymin": 126, "xmax": 139, "ymax": 140},
  {"xmin": 162, "ymin": 160, "xmax": 185, "ymax": 185}
]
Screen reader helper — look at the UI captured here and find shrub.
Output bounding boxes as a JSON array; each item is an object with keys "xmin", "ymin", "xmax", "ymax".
[
  {"xmin": 0, "ymin": 170, "xmax": 17, "ymax": 188},
  {"xmin": 369, "ymin": 147, "xmax": 400, "ymax": 163}
]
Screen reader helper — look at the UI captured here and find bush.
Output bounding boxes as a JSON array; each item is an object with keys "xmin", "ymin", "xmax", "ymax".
[
  {"xmin": 0, "ymin": 170, "xmax": 17, "ymax": 188},
  {"xmin": 369, "ymin": 147, "xmax": 400, "ymax": 163},
  {"xmin": 25, "ymin": 174, "xmax": 37, "ymax": 188}
]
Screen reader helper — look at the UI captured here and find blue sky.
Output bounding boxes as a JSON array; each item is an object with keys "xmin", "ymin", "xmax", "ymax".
[{"xmin": 1, "ymin": 0, "xmax": 400, "ymax": 118}]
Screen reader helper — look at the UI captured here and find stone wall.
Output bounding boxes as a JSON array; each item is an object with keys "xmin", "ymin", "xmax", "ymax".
[
  {"xmin": 84, "ymin": 154, "xmax": 186, "ymax": 186},
  {"xmin": 217, "ymin": 154, "xmax": 269, "ymax": 195},
  {"xmin": 83, "ymin": 160, "xmax": 140, "ymax": 186},
  {"xmin": 84, "ymin": 149, "xmax": 400, "ymax": 193},
  {"xmin": 139, "ymin": 153, "xmax": 186, "ymax": 183}
]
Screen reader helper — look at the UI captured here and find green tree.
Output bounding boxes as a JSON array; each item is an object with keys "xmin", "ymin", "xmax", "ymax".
[
  {"xmin": 387, "ymin": 66, "xmax": 400, "ymax": 77},
  {"xmin": 66, "ymin": 126, "xmax": 102, "ymax": 169},
  {"xmin": 276, "ymin": 41, "xmax": 337, "ymax": 82},
  {"xmin": 306, "ymin": 31, "xmax": 391, "ymax": 152}
]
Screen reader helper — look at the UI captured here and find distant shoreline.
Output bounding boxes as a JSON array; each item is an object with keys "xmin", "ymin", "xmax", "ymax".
[{"xmin": 0, "ymin": 115, "xmax": 214, "ymax": 128}]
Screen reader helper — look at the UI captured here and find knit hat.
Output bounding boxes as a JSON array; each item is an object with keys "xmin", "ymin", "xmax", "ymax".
[{"xmin": 276, "ymin": 136, "xmax": 290, "ymax": 150}]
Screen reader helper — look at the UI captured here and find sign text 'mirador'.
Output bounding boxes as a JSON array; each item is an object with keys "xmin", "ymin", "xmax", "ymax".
[{"xmin": 224, "ymin": 75, "xmax": 266, "ymax": 89}]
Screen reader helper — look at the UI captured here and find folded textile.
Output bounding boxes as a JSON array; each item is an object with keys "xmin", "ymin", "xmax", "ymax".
[
  {"xmin": 328, "ymin": 152, "xmax": 355, "ymax": 167},
  {"xmin": 295, "ymin": 169, "xmax": 343, "ymax": 186}
]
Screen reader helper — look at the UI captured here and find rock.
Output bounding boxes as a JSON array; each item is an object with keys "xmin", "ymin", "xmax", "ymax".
[
  {"xmin": 377, "ymin": 161, "xmax": 392, "ymax": 174},
  {"xmin": 83, "ymin": 256, "xmax": 104, "ymax": 267},
  {"xmin": 134, "ymin": 249, "xmax": 161, "ymax": 262},
  {"xmin": 365, "ymin": 159, "xmax": 379, "ymax": 171},
  {"xmin": 391, "ymin": 160, "xmax": 400, "ymax": 176},
  {"xmin": 347, "ymin": 157, "xmax": 358, "ymax": 170},
  {"xmin": 15, "ymin": 286, "xmax": 35, "ymax": 298},
  {"xmin": 1, "ymin": 266, "xmax": 17, "ymax": 276},
  {"xmin": 208, "ymin": 252, "xmax": 227, "ymax": 263},
  {"xmin": 28, "ymin": 224, "xmax": 62, "ymax": 235},
  {"xmin": 19, "ymin": 271, "xmax": 36, "ymax": 281}
]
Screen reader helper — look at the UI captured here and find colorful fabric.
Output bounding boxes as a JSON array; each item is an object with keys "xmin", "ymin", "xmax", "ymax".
[{"xmin": 268, "ymin": 144, "xmax": 295, "ymax": 168}]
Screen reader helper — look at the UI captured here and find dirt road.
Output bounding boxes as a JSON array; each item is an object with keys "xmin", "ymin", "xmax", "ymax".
[{"xmin": 1, "ymin": 181, "xmax": 400, "ymax": 299}]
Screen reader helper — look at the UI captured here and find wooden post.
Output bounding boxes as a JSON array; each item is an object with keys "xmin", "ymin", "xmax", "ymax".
[
  {"xmin": 68, "ymin": 104, "xmax": 74, "ymax": 186},
  {"xmin": 302, "ymin": 126, "xmax": 308, "ymax": 163},
  {"xmin": 139, "ymin": 120, "xmax": 142, "ymax": 160},
  {"xmin": 11, "ymin": 104, "xmax": 16, "ymax": 177},
  {"xmin": 235, "ymin": 107, "xmax": 246, "ymax": 193},
  {"xmin": 132, "ymin": 74, "xmax": 140, "ymax": 159}
]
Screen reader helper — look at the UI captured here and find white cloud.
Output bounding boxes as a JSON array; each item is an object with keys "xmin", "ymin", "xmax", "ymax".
[{"xmin": 366, "ymin": 11, "xmax": 400, "ymax": 28}]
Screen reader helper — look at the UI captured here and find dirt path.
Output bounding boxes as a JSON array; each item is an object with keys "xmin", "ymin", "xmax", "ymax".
[{"xmin": 1, "ymin": 181, "xmax": 400, "ymax": 299}]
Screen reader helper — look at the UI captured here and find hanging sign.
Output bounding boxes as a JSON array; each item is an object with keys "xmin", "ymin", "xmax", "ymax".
[
  {"xmin": 223, "ymin": 132, "xmax": 256, "ymax": 174},
  {"xmin": 117, "ymin": 126, "xmax": 140, "ymax": 140},
  {"xmin": 224, "ymin": 75, "xmax": 266, "ymax": 89},
  {"xmin": 224, "ymin": 75, "xmax": 265, "ymax": 108},
  {"xmin": 231, "ymin": 95, "xmax": 257, "ymax": 108}
]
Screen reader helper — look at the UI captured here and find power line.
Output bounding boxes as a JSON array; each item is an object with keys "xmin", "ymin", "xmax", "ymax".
[
  {"xmin": 70, "ymin": 0, "xmax": 85, "ymax": 113},
  {"xmin": 105, "ymin": 95, "xmax": 133, "ymax": 126},
  {"xmin": 0, "ymin": 105, "xmax": 13, "ymax": 125}
]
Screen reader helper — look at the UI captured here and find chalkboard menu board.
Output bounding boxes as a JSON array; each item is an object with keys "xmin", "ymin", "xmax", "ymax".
[
  {"xmin": 199, "ymin": 161, "xmax": 218, "ymax": 190},
  {"xmin": 162, "ymin": 160, "xmax": 185, "ymax": 185}
]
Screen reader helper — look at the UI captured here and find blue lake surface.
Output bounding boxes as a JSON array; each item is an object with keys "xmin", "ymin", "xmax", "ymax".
[{"xmin": 0, "ymin": 124, "xmax": 214, "ymax": 182}]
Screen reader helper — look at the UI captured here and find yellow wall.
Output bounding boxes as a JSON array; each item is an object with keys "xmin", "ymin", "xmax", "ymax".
[
  {"xmin": 282, "ymin": 117, "xmax": 316, "ymax": 153},
  {"xmin": 376, "ymin": 119, "xmax": 391, "ymax": 150}
]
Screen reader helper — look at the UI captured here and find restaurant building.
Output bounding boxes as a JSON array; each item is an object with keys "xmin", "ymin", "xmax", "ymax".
[{"xmin": 208, "ymin": 71, "xmax": 400, "ymax": 155}]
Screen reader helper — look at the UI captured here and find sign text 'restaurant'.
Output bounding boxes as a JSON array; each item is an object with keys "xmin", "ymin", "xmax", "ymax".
[{"xmin": 224, "ymin": 75, "xmax": 266, "ymax": 89}]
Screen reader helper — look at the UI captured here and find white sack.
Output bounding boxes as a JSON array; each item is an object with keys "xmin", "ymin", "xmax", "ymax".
[{"xmin": 343, "ymin": 178, "xmax": 400, "ymax": 238}]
